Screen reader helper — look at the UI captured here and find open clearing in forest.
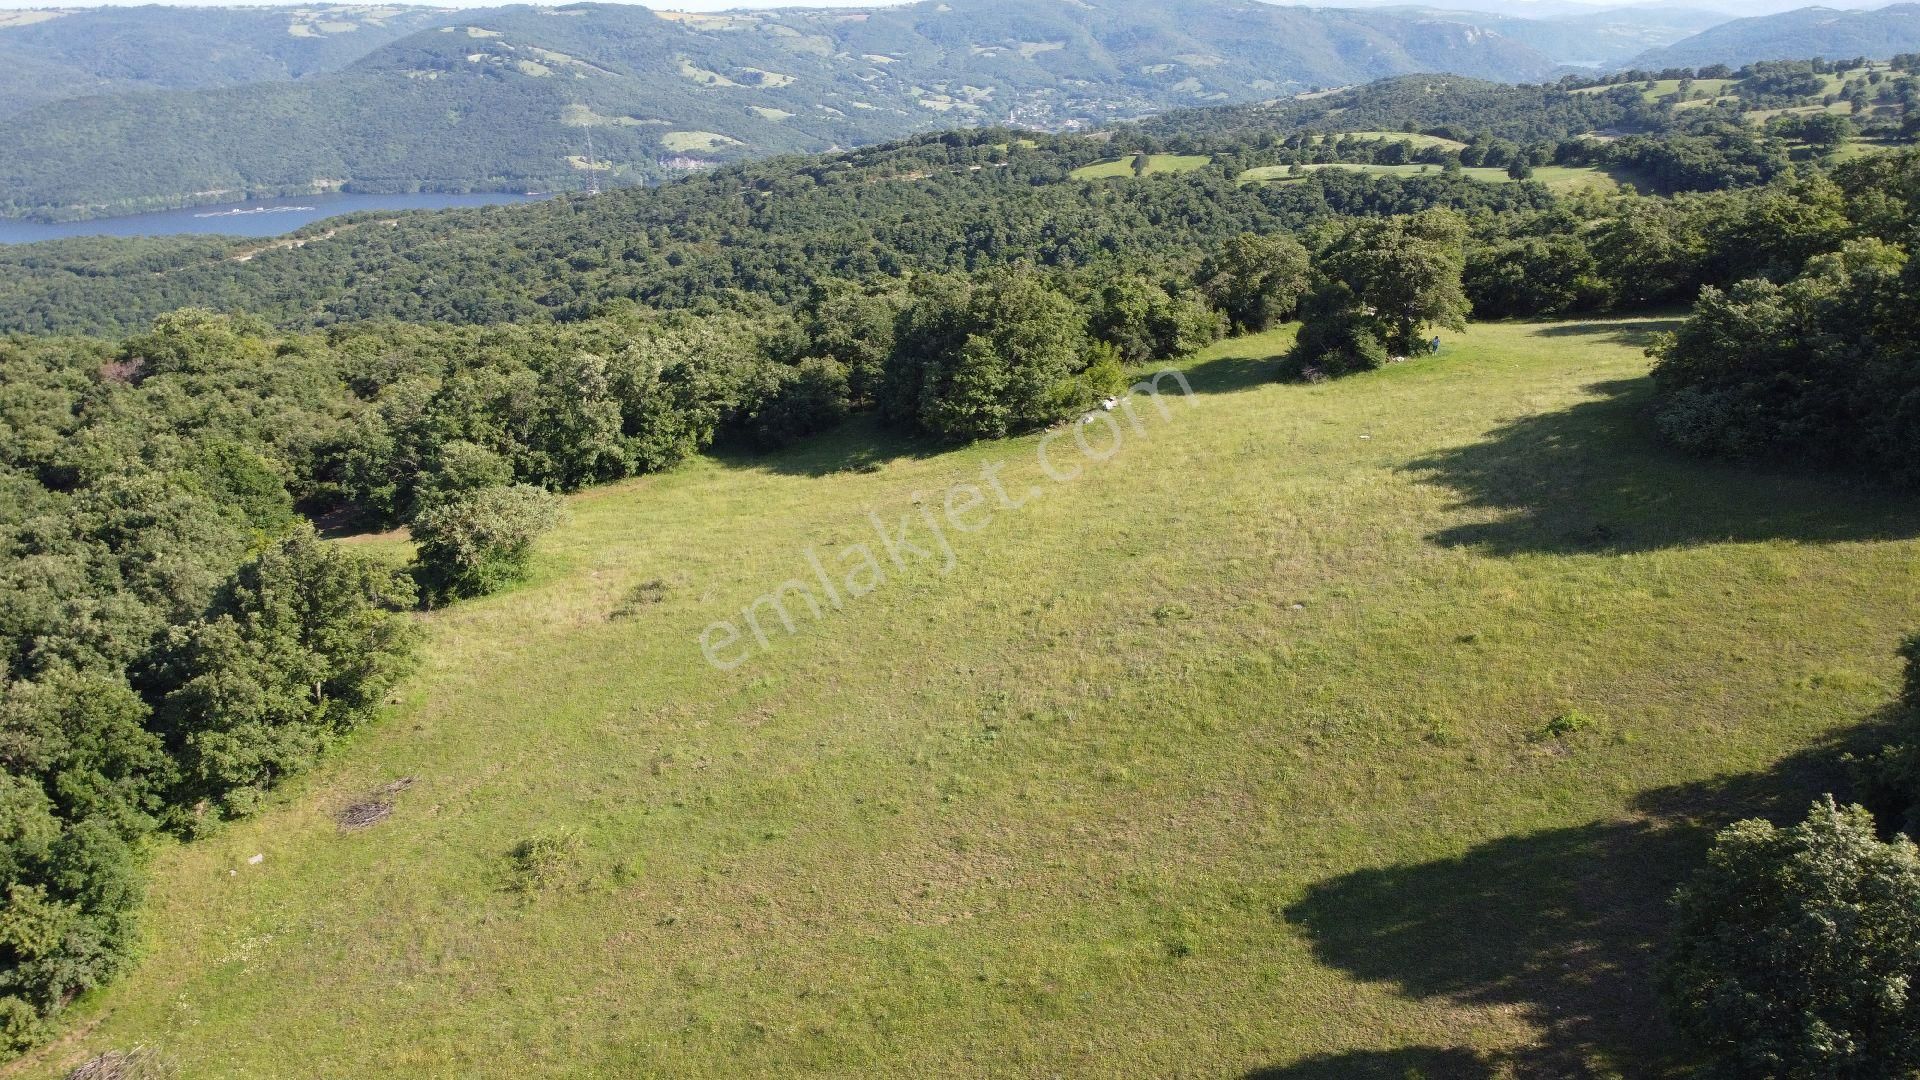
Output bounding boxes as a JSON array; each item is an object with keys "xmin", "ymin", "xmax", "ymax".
[{"xmin": 26, "ymin": 318, "xmax": 1920, "ymax": 1078}]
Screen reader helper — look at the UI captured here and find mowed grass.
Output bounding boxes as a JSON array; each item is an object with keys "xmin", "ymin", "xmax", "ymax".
[
  {"xmin": 1070, "ymin": 153, "xmax": 1212, "ymax": 179},
  {"xmin": 1239, "ymin": 162, "xmax": 1624, "ymax": 193},
  {"xmin": 19, "ymin": 319, "xmax": 1920, "ymax": 1078}
]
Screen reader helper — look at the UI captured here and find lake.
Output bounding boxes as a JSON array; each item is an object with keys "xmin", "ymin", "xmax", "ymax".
[{"xmin": 0, "ymin": 191, "xmax": 551, "ymax": 244}]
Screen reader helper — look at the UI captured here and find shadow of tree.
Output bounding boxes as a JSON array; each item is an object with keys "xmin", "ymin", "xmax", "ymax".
[
  {"xmin": 1405, "ymin": 378, "xmax": 1920, "ymax": 555},
  {"xmin": 1245, "ymin": 1046, "xmax": 1494, "ymax": 1079},
  {"xmin": 1279, "ymin": 721, "xmax": 1892, "ymax": 1078},
  {"xmin": 1180, "ymin": 347, "xmax": 1290, "ymax": 396},
  {"xmin": 1524, "ymin": 317, "xmax": 1682, "ymax": 349},
  {"xmin": 713, "ymin": 414, "xmax": 947, "ymax": 478}
]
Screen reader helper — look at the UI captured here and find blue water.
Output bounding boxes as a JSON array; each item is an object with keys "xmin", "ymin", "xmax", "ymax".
[{"xmin": 0, "ymin": 191, "xmax": 550, "ymax": 244}]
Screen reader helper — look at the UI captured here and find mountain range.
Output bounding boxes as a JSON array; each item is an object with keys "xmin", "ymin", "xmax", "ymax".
[
  {"xmin": 1628, "ymin": 4, "xmax": 1920, "ymax": 69},
  {"xmin": 0, "ymin": 0, "xmax": 1915, "ymax": 221}
]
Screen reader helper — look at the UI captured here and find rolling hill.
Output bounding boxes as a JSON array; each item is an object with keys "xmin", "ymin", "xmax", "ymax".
[
  {"xmin": 0, "ymin": 0, "xmax": 1570, "ymax": 220},
  {"xmin": 1377, "ymin": 4, "xmax": 1730, "ymax": 67},
  {"xmin": 1630, "ymin": 4, "xmax": 1920, "ymax": 69},
  {"xmin": 0, "ymin": 5, "xmax": 462, "ymax": 117}
]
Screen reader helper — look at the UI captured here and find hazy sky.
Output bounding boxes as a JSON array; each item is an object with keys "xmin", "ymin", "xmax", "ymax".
[{"xmin": 0, "ymin": 0, "xmax": 1653, "ymax": 9}]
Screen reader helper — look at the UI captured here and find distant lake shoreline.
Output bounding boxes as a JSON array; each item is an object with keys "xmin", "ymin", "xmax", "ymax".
[{"xmin": 0, "ymin": 191, "xmax": 552, "ymax": 244}]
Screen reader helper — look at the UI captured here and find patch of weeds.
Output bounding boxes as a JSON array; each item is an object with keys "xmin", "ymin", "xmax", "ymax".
[
  {"xmin": 610, "ymin": 578, "xmax": 672, "ymax": 620},
  {"xmin": 1537, "ymin": 709, "xmax": 1596, "ymax": 741},
  {"xmin": 1151, "ymin": 601, "xmax": 1193, "ymax": 624},
  {"xmin": 507, "ymin": 829, "xmax": 584, "ymax": 893}
]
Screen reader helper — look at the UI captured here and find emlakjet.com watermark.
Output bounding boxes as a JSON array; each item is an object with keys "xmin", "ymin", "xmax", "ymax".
[{"xmin": 699, "ymin": 368, "xmax": 1199, "ymax": 671}]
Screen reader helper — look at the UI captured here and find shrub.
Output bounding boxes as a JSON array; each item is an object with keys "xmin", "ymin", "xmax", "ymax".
[
  {"xmin": 881, "ymin": 268, "xmax": 1103, "ymax": 442},
  {"xmin": 1290, "ymin": 282, "xmax": 1388, "ymax": 376},
  {"xmin": 409, "ymin": 485, "xmax": 567, "ymax": 605},
  {"xmin": 156, "ymin": 528, "xmax": 419, "ymax": 818},
  {"xmin": 736, "ymin": 356, "xmax": 852, "ymax": 450},
  {"xmin": 1650, "ymin": 239, "xmax": 1918, "ymax": 484},
  {"xmin": 1197, "ymin": 233, "xmax": 1312, "ymax": 333},
  {"xmin": 1849, "ymin": 634, "xmax": 1920, "ymax": 836},
  {"xmin": 1662, "ymin": 797, "xmax": 1920, "ymax": 1079},
  {"xmin": 413, "ymin": 440, "xmax": 513, "ymax": 515}
]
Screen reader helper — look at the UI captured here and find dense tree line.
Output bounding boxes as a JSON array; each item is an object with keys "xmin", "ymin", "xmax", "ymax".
[{"xmin": 1650, "ymin": 151, "xmax": 1920, "ymax": 486}]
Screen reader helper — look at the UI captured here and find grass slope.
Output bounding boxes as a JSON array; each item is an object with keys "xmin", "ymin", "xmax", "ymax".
[
  {"xmin": 1069, "ymin": 154, "xmax": 1213, "ymax": 179},
  {"xmin": 1238, "ymin": 161, "xmax": 1623, "ymax": 193},
  {"xmin": 20, "ymin": 318, "xmax": 1920, "ymax": 1078}
]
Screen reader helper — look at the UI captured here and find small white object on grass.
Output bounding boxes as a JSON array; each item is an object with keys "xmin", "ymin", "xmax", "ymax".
[{"xmin": 248, "ymin": 853, "xmax": 264, "ymax": 865}]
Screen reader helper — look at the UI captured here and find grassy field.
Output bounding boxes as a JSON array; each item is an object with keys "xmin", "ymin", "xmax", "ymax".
[
  {"xmin": 1070, "ymin": 154, "xmax": 1212, "ymax": 179},
  {"xmin": 1327, "ymin": 132, "xmax": 1470, "ymax": 152},
  {"xmin": 1238, "ymin": 162, "xmax": 1624, "ymax": 194},
  {"xmin": 1573, "ymin": 78, "xmax": 1734, "ymax": 103},
  {"xmin": 18, "ymin": 319, "xmax": 1920, "ymax": 1078}
]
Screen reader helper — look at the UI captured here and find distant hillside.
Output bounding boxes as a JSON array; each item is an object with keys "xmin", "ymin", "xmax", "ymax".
[
  {"xmin": 1630, "ymin": 4, "xmax": 1920, "ymax": 69},
  {"xmin": 0, "ymin": 0, "xmax": 1565, "ymax": 220},
  {"xmin": 0, "ymin": 5, "xmax": 460, "ymax": 117},
  {"xmin": 1376, "ymin": 5, "xmax": 1730, "ymax": 67}
]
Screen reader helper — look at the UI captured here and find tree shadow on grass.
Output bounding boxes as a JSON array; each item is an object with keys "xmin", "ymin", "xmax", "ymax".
[
  {"xmin": 1245, "ymin": 1046, "xmax": 1494, "ymax": 1079},
  {"xmin": 1179, "ymin": 346, "xmax": 1291, "ymax": 396},
  {"xmin": 1279, "ymin": 719, "xmax": 1893, "ymax": 1078},
  {"xmin": 1405, "ymin": 377, "xmax": 1920, "ymax": 556},
  {"xmin": 1523, "ymin": 316, "xmax": 1683, "ymax": 350},
  {"xmin": 713, "ymin": 414, "xmax": 949, "ymax": 478}
]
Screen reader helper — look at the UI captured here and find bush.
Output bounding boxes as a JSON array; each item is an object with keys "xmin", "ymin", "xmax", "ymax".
[
  {"xmin": 736, "ymin": 357, "xmax": 852, "ymax": 450},
  {"xmin": 881, "ymin": 268, "xmax": 1104, "ymax": 442},
  {"xmin": 1197, "ymin": 233, "xmax": 1312, "ymax": 333},
  {"xmin": 1650, "ymin": 239, "xmax": 1919, "ymax": 484},
  {"xmin": 413, "ymin": 441, "xmax": 513, "ymax": 515},
  {"xmin": 1849, "ymin": 634, "xmax": 1920, "ymax": 836},
  {"xmin": 410, "ymin": 484, "xmax": 567, "ymax": 604},
  {"xmin": 1662, "ymin": 797, "xmax": 1920, "ymax": 1079},
  {"xmin": 156, "ymin": 528, "xmax": 419, "ymax": 818}
]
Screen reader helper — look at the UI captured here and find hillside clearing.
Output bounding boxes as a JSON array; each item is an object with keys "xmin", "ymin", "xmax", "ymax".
[
  {"xmin": 1069, "ymin": 154, "xmax": 1212, "ymax": 179},
  {"xmin": 1238, "ymin": 162, "xmax": 1625, "ymax": 194},
  {"xmin": 20, "ymin": 318, "xmax": 1920, "ymax": 1078}
]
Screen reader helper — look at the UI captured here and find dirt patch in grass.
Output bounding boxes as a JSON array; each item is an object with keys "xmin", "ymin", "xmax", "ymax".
[
  {"xmin": 335, "ymin": 777, "xmax": 416, "ymax": 831},
  {"xmin": 64, "ymin": 1047, "xmax": 171, "ymax": 1080}
]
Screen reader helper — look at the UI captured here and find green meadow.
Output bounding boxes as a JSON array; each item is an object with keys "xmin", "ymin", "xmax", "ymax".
[
  {"xmin": 1070, "ymin": 153, "xmax": 1213, "ymax": 179},
  {"xmin": 20, "ymin": 319, "xmax": 1920, "ymax": 1078},
  {"xmin": 1238, "ymin": 162, "xmax": 1624, "ymax": 193}
]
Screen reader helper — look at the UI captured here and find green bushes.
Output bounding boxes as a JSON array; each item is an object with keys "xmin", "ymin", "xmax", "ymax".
[
  {"xmin": 1651, "ymin": 238, "xmax": 1918, "ymax": 485},
  {"xmin": 1292, "ymin": 210, "xmax": 1471, "ymax": 374},
  {"xmin": 1663, "ymin": 798, "xmax": 1920, "ymax": 1079},
  {"xmin": 881, "ymin": 268, "xmax": 1119, "ymax": 442},
  {"xmin": 409, "ymin": 485, "xmax": 567, "ymax": 605},
  {"xmin": 1196, "ymin": 233, "xmax": 1311, "ymax": 333},
  {"xmin": 1848, "ymin": 636, "xmax": 1920, "ymax": 837}
]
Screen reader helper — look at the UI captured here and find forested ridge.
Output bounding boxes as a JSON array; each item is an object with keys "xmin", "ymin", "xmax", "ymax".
[
  {"xmin": 5, "ymin": 52, "xmax": 1920, "ymax": 1074},
  {"xmin": 0, "ymin": 0, "xmax": 1568, "ymax": 222},
  {"xmin": 10, "ymin": 61, "xmax": 1910, "ymax": 337}
]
